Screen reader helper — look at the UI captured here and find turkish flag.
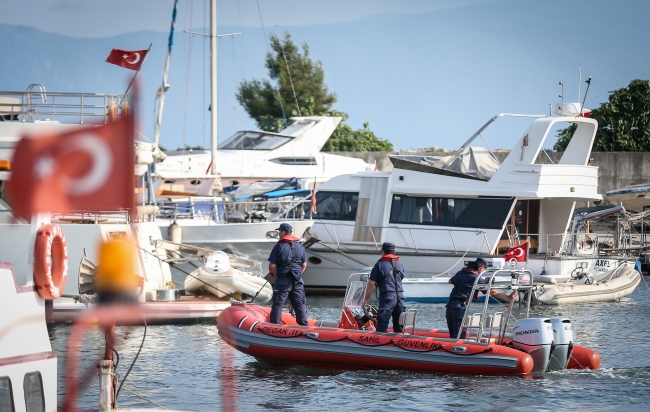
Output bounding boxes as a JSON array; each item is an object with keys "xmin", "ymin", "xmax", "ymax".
[
  {"xmin": 7, "ymin": 114, "xmax": 134, "ymax": 220},
  {"xmin": 503, "ymin": 242, "xmax": 528, "ymax": 262},
  {"xmin": 106, "ymin": 48, "xmax": 148, "ymax": 71}
]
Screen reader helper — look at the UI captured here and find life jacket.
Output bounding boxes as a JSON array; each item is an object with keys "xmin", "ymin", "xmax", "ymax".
[{"xmin": 278, "ymin": 234, "xmax": 301, "ymax": 268}]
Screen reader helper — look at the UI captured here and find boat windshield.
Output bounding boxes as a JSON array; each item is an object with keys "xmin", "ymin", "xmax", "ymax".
[
  {"xmin": 344, "ymin": 281, "xmax": 366, "ymax": 307},
  {"xmin": 219, "ymin": 131, "xmax": 293, "ymax": 150}
]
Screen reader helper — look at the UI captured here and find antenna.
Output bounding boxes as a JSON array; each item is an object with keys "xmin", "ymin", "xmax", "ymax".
[
  {"xmin": 579, "ymin": 76, "xmax": 592, "ymax": 117},
  {"xmin": 578, "ymin": 65, "xmax": 582, "ymax": 102},
  {"xmin": 559, "ymin": 81, "xmax": 564, "ymax": 116}
]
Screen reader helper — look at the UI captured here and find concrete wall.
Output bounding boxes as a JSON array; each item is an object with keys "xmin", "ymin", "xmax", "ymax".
[{"xmin": 327, "ymin": 151, "xmax": 650, "ymax": 195}]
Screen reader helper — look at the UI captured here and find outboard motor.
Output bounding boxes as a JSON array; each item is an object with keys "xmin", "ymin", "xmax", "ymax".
[
  {"xmin": 511, "ymin": 318, "xmax": 554, "ymax": 373},
  {"xmin": 547, "ymin": 318, "xmax": 573, "ymax": 371}
]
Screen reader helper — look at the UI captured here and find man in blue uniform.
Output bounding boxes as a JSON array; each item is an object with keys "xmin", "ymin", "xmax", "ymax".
[
  {"xmin": 445, "ymin": 257, "xmax": 516, "ymax": 339},
  {"xmin": 362, "ymin": 242, "xmax": 405, "ymax": 333},
  {"xmin": 268, "ymin": 223, "xmax": 308, "ymax": 326}
]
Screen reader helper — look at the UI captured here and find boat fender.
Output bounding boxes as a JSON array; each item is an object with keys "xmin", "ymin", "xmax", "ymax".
[
  {"xmin": 33, "ymin": 224, "xmax": 69, "ymax": 300},
  {"xmin": 168, "ymin": 221, "xmax": 182, "ymax": 243}
]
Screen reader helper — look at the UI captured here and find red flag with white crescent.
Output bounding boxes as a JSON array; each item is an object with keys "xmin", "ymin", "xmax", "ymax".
[
  {"xmin": 7, "ymin": 114, "xmax": 134, "ymax": 220},
  {"xmin": 106, "ymin": 48, "xmax": 148, "ymax": 71},
  {"xmin": 503, "ymin": 242, "xmax": 528, "ymax": 262}
]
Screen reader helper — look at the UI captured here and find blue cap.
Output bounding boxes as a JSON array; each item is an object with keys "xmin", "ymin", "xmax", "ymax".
[
  {"xmin": 276, "ymin": 223, "xmax": 293, "ymax": 233},
  {"xmin": 475, "ymin": 257, "xmax": 489, "ymax": 268},
  {"xmin": 381, "ymin": 242, "xmax": 396, "ymax": 253}
]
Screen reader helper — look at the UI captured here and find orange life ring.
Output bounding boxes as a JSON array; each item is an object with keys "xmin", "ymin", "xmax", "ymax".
[{"xmin": 34, "ymin": 224, "xmax": 68, "ymax": 300}]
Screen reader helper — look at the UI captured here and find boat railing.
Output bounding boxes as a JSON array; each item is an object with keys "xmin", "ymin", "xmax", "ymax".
[
  {"xmin": 0, "ymin": 86, "xmax": 126, "ymax": 124},
  {"xmin": 316, "ymin": 221, "xmax": 493, "ymax": 254},
  {"xmin": 51, "ymin": 210, "xmax": 131, "ymax": 225},
  {"xmin": 459, "ymin": 269, "xmax": 533, "ymax": 343},
  {"xmin": 156, "ymin": 197, "xmax": 313, "ymax": 223},
  {"xmin": 515, "ymin": 232, "xmax": 618, "ymax": 256}
]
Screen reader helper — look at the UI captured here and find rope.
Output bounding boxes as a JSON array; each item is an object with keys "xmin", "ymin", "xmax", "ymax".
[
  {"xmin": 116, "ymin": 317, "xmax": 147, "ymax": 402},
  {"xmin": 640, "ymin": 269, "xmax": 650, "ymax": 293},
  {"xmin": 432, "ymin": 234, "xmax": 480, "ymax": 277},
  {"xmin": 256, "ymin": 0, "xmax": 288, "ymax": 129},
  {"xmin": 121, "ymin": 386, "xmax": 168, "ymax": 410},
  {"xmin": 269, "ymin": 0, "xmax": 301, "ymax": 117},
  {"xmin": 131, "ymin": 242, "xmax": 243, "ymax": 301}
]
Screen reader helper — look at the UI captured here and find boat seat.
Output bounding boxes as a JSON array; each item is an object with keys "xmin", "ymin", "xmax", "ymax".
[
  {"xmin": 484, "ymin": 312, "xmax": 504, "ymax": 342},
  {"xmin": 462, "ymin": 313, "xmax": 483, "ymax": 340},
  {"xmin": 398, "ymin": 309, "xmax": 417, "ymax": 334}
]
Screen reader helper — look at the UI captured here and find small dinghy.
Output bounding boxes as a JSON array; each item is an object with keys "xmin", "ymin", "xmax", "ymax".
[
  {"xmin": 185, "ymin": 251, "xmax": 273, "ymax": 303},
  {"xmin": 533, "ymin": 264, "xmax": 640, "ymax": 305},
  {"xmin": 218, "ymin": 270, "xmax": 600, "ymax": 375}
]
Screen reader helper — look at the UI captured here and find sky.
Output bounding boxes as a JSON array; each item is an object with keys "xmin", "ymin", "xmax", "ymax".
[{"xmin": 2, "ymin": 0, "xmax": 649, "ymax": 152}]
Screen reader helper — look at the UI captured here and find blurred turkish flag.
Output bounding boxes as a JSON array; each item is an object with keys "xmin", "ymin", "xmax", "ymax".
[{"xmin": 7, "ymin": 114, "xmax": 134, "ymax": 219}]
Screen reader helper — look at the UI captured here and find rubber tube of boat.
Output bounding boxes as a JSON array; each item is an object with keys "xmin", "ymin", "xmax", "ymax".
[
  {"xmin": 511, "ymin": 318, "xmax": 554, "ymax": 373},
  {"xmin": 169, "ymin": 221, "xmax": 182, "ymax": 243},
  {"xmin": 547, "ymin": 318, "xmax": 573, "ymax": 371}
]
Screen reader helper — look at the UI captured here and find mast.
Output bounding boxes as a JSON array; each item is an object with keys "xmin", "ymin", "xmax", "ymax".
[{"xmin": 210, "ymin": 0, "xmax": 218, "ymax": 175}]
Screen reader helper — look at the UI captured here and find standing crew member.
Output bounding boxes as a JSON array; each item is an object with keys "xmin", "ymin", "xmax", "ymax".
[
  {"xmin": 268, "ymin": 223, "xmax": 308, "ymax": 326},
  {"xmin": 445, "ymin": 257, "xmax": 516, "ymax": 339},
  {"xmin": 362, "ymin": 242, "xmax": 405, "ymax": 333}
]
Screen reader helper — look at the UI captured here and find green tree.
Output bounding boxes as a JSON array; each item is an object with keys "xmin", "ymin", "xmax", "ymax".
[
  {"xmin": 237, "ymin": 32, "xmax": 392, "ymax": 152},
  {"xmin": 554, "ymin": 79, "xmax": 650, "ymax": 151},
  {"xmin": 237, "ymin": 32, "xmax": 336, "ymax": 132},
  {"xmin": 322, "ymin": 110, "xmax": 393, "ymax": 152}
]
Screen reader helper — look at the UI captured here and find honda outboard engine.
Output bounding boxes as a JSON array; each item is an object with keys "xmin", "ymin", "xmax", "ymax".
[
  {"xmin": 512, "ymin": 318, "xmax": 554, "ymax": 373},
  {"xmin": 547, "ymin": 318, "xmax": 573, "ymax": 371}
]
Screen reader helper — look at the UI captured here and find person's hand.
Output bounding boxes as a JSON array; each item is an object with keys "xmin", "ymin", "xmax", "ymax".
[
  {"xmin": 269, "ymin": 273, "xmax": 275, "ymax": 280},
  {"xmin": 509, "ymin": 291, "xmax": 517, "ymax": 300}
]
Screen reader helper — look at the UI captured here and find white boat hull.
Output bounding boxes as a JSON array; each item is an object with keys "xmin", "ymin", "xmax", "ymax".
[
  {"xmin": 159, "ymin": 218, "xmax": 314, "ymax": 262},
  {"xmin": 534, "ymin": 266, "xmax": 641, "ymax": 305},
  {"xmin": 185, "ymin": 267, "xmax": 273, "ymax": 303}
]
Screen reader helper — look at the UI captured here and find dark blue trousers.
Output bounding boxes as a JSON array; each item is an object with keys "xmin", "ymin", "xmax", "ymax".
[
  {"xmin": 270, "ymin": 276, "xmax": 308, "ymax": 326},
  {"xmin": 376, "ymin": 293, "xmax": 405, "ymax": 333},
  {"xmin": 446, "ymin": 304, "xmax": 467, "ymax": 339}
]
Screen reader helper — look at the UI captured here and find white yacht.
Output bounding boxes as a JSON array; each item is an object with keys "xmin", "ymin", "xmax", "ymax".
[
  {"xmin": 153, "ymin": 116, "xmax": 374, "ymax": 189},
  {"xmin": 302, "ymin": 110, "xmax": 640, "ymax": 302}
]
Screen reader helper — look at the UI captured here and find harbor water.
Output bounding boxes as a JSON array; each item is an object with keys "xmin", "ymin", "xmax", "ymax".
[{"xmin": 50, "ymin": 283, "xmax": 650, "ymax": 411}]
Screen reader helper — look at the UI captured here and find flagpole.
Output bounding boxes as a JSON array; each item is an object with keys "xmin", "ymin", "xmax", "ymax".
[{"xmin": 122, "ymin": 42, "xmax": 154, "ymax": 103}]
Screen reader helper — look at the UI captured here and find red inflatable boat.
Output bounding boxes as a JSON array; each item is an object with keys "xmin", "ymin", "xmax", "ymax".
[{"xmin": 217, "ymin": 272, "xmax": 600, "ymax": 375}]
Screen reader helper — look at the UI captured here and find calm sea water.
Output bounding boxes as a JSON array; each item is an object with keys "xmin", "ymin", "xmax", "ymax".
[{"xmin": 50, "ymin": 281, "xmax": 650, "ymax": 411}]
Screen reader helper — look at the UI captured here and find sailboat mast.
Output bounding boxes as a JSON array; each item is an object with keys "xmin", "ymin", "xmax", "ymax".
[{"xmin": 210, "ymin": 0, "xmax": 218, "ymax": 175}]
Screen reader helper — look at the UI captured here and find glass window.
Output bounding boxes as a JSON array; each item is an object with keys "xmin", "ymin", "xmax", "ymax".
[
  {"xmin": 219, "ymin": 131, "xmax": 292, "ymax": 150},
  {"xmin": 0, "ymin": 376, "xmax": 15, "ymax": 412},
  {"xmin": 309, "ymin": 191, "xmax": 359, "ymax": 221},
  {"xmin": 269, "ymin": 157, "xmax": 317, "ymax": 165},
  {"xmin": 23, "ymin": 372, "xmax": 44, "ymax": 412},
  {"xmin": 389, "ymin": 195, "xmax": 514, "ymax": 229}
]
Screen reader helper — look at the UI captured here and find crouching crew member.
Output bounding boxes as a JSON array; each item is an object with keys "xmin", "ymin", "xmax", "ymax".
[
  {"xmin": 446, "ymin": 257, "xmax": 516, "ymax": 339},
  {"xmin": 363, "ymin": 242, "xmax": 405, "ymax": 333},
  {"xmin": 268, "ymin": 223, "xmax": 308, "ymax": 326}
]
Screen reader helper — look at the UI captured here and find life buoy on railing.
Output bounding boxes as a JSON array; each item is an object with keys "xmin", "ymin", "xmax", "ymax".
[{"xmin": 34, "ymin": 224, "xmax": 68, "ymax": 300}]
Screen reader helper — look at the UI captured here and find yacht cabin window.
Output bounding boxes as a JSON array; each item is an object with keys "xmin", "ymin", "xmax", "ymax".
[
  {"xmin": 389, "ymin": 195, "xmax": 514, "ymax": 230},
  {"xmin": 312, "ymin": 191, "xmax": 359, "ymax": 221},
  {"xmin": 219, "ymin": 131, "xmax": 293, "ymax": 150},
  {"xmin": 0, "ymin": 376, "xmax": 14, "ymax": 412},
  {"xmin": 269, "ymin": 157, "xmax": 317, "ymax": 165}
]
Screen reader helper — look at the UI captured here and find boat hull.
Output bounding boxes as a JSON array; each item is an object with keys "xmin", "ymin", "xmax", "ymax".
[
  {"xmin": 535, "ymin": 266, "xmax": 641, "ymax": 305},
  {"xmin": 217, "ymin": 304, "xmax": 537, "ymax": 375}
]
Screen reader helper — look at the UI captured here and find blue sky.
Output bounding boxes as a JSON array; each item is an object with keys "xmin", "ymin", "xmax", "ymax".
[{"xmin": 2, "ymin": 0, "xmax": 649, "ymax": 152}]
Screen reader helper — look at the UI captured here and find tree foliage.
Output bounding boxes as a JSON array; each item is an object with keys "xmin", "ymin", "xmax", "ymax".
[
  {"xmin": 237, "ymin": 32, "xmax": 336, "ymax": 132},
  {"xmin": 321, "ymin": 110, "xmax": 393, "ymax": 152},
  {"xmin": 237, "ymin": 32, "xmax": 392, "ymax": 152},
  {"xmin": 554, "ymin": 79, "xmax": 650, "ymax": 151}
]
